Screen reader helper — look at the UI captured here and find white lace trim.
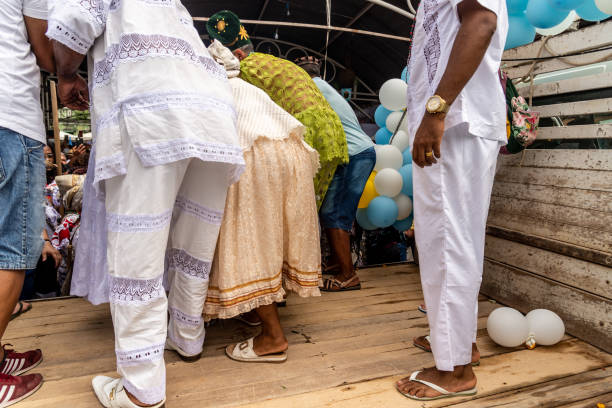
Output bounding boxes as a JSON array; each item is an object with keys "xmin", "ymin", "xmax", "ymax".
[
  {"xmin": 107, "ymin": 210, "xmax": 172, "ymax": 233},
  {"xmin": 92, "ymin": 152, "xmax": 126, "ymax": 186},
  {"xmin": 169, "ymin": 306, "xmax": 203, "ymax": 327},
  {"xmin": 109, "ymin": 275, "xmax": 165, "ymax": 303},
  {"xmin": 92, "ymin": 33, "xmax": 226, "ymax": 89},
  {"xmin": 76, "ymin": 0, "xmax": 107, "ymax": 27},
  {"xmin": 174, "ymin": 196, "xmax": 223, "ymax": 225},
  {"xmin": 46, "ymin": 20, "xmax": 91, "ymax": 55},
  {"xmin": 134, "ymin": 138, "xmax": 244, "ymax": 170},
  {"xmin": 167, "ymin": 326, "xmax": 204, "ymax": 356},
  {"xmin": 96, "ymin": 91, "xmax": 236, "ymax": 132},
  {"xmin": 167, "ymin": 248, "xmax": 211, "ymax": 281},
  {"xmin": 123, "ymin": 376, "xmax": 166, "ymax": 405},
  {"xmin": 116, "ymin": 343, "xmax": 164, "ymax": 367}
]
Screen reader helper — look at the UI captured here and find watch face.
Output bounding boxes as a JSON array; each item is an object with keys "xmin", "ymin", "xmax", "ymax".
[{"xmin": 427, "ymin": 97, "xmax": 441, "ymax": 112}]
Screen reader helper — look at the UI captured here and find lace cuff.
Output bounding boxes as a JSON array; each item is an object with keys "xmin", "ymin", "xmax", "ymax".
[
  {"xmin": 169, "ymin": 307, "xmax": 203, "ymax": 327},
  {"xmin": 116, "ymin": 343, "xmax": 164, "ymax": 367},
  {"xmin": 174, "ymin": 196, "xmax": 223, "ymax": 226},
  {"xmin": 106, "ymin": 210, "xmax": 173, "ymax": 233},
  {"xmin": 46, "ymin": 19, "xmax": 91, "ymax": 55}
]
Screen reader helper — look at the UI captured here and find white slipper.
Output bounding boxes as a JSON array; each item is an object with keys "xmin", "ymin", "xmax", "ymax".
[
  {"xmin": 225, "ymin": 337, "xmax": 287, "ymax": 363},
  {"xmin": 92, "ymin": 376, "xmax": 166, "ymax": 408},
  {"xmin": 395, "ymin": 371, "xmax": 477, "ymax": 401}
]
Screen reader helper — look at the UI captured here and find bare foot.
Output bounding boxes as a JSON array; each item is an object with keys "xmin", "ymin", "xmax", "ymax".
[
  {"xmin": 396, "ymin": 365, "xmax": 477, "ymax": 399},
  {"xmin": 413, "ymin": 336, "xmax": 480, "ymax": 365},
  {"xmin": 252, "ymin": 332, "xmax": 288, "ymax": 356}
]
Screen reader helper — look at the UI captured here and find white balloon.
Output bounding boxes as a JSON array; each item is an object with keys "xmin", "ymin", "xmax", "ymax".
[
  {"xmin": 374, "ymin": 145, "xmax": 403, "ymax": 171},
  {"xmin": 374, "ymin": 168, "xmax": 403, "ymax": 197},
  {"xmin": 487, "ymin": 307, "xmax": 529, "ymax": 348},
  {"xmin": 595, "ymin": 0, "xmax": 612, "ymax": 14},
  {"xmin": 535, "ymin": 11, "xmax": 577, "ymax": 36},
  {"xmin": 386, "ymin": 111, "xmax": 404, "ymax": 132},
  {"xmin": 394, "ymin": 194, "xmax": 413, "ymax": 219},
  {"xmin": 526, "ymin": 309, "xmax": 565, "ymax": 346},
  {"xmin": 379, "ymin": 79, "xmax": 408, "ymax": 111},
  {"xmin": 391, "ymin": 130, "xmax": 411, "ymax": 153}
]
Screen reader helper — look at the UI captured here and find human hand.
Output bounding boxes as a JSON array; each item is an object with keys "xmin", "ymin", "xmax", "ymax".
[
  {"xmin": 412, "ymin": 114, "xmax": 445, "ymax": 168},
  {"xmin": 57, "ymin": 74, "xmax": 89, "ymax": 111},
  {"xmin": 42, "ymin": 241, "xmax": 62, "ymax": 268},
  {"xmin": 71, "ymin": 144, "xmax": 87, "ymax": 163}
]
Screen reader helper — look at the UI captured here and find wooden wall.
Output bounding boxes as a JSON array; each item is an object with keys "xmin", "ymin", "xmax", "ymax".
[{"xmin": 482, "ymin": 21, "xmax": 612, "ymax": 353}]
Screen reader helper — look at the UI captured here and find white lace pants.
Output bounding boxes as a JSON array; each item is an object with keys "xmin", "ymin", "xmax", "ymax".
[
  {"xmin": 412, "ymin": 125, "xmax": 501, "ymax": 372},
  {"xmin": 105, "ymin": 148, "xmax": 232, "ymax": 404}
]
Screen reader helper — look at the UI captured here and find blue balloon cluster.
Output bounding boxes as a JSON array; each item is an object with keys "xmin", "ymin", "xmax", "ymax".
[
  {"xmin": 505, "ymin": 0, "xmax": 610, "ymax": 51},
  {"xmin": 358, "ymin": 67, "xmax": 414, "ymax": 232}
]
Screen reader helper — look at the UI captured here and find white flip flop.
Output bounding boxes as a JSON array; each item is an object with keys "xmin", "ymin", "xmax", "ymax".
[
  {"xmin": 395, "ymin": 371, "xmax": 477, "ymax": 401},
  {"xmin": 225, "ymin": 337, "xmax": 287, "ymax": 363}
]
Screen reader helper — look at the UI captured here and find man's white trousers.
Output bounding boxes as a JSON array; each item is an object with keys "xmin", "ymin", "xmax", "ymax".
[
  {"xmin": 413, "ymin": 124, "xmax": 500, "ymax": 371},
  {"xmin": 104, "ymin": 147, "xmax": 232, "ymax": 404}
]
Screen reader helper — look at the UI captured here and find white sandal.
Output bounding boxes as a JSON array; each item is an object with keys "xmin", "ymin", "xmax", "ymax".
[
  {"xmin": 225, "ymin": 337, "xmax": 287, "ymax": 363},
  {"xmin": 92, "ymin": 376, "xmax": 166, "ymax": 408},
  {"xmin": 395, "ymin": 371, "xmax": 477, "ymax": 401}
]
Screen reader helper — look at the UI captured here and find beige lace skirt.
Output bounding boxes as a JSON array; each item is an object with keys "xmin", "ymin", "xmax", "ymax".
[{"xmin": 204, "ymin": 135, "xmax": 322, "ymax": 320}]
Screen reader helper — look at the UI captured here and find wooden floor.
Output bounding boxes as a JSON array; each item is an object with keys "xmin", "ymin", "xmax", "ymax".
[{"xmin": 6, "ymin": 264, "xmax": 612, "ymax": 408}]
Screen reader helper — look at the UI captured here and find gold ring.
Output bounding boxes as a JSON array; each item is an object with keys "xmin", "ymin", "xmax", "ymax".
[{"xmin": 425, "ymin": 151, "xmax": 433, "ymax": 157}]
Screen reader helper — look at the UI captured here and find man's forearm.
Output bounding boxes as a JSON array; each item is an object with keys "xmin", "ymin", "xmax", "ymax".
[
  {"xmin": 52, "ymin": 41, "xmax": 86, "ymax": 79},
  {"xmin": 435, "ymin": 1, "xmax": 497, "ymax": 106}
]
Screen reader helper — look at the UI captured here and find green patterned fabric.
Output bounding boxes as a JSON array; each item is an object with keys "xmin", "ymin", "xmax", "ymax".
[
  {"xmin": 240, "ymin": 52, "xmax": 348, "ymax": 208},
  {"xmin": 206, "ymin": 10, "xmax": 252, "ymax": 51}
]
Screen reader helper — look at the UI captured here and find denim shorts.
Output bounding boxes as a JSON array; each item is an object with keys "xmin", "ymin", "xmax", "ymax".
[
  {"xmin": 0, "ymin": 127, "xmax": 45, "ymax": 270},
  {"xmin": 320, "ymin": 146, "xmax": 376, "ymax": 231}
]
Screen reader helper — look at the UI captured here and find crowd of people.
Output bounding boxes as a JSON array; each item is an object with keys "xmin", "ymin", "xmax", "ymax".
[{"xmin": 0, "ymin": 0, "xmax": 507, "ymax": 406}]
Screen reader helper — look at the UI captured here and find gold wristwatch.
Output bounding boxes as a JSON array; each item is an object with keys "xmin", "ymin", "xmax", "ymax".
[{"xmin": 426, "ymin": 95, "xmax": 450, "ymax": 114}]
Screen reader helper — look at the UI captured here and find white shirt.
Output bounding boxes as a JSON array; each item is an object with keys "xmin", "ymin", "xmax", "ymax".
[
  {"xmin": 0, "ymin": 0, "xmax": 47, "ymax": 144},
  {"xmin": 406, "ymin": 0, "xmax": 508, "ymax": 142},
  {"xmin": 46, "ymin": 0, "xmax": 244, "ymax": 192}
]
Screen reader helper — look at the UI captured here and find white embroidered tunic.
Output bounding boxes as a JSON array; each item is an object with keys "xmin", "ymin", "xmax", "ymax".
[{"xmin": 46, "ymin": 0, "xmax": 244, "ymax": 190}]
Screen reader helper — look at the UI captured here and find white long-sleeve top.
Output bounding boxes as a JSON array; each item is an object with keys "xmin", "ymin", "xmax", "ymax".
[{"xmin": 46, "ymin": 0, "xmax": 245, "ymax": 192}]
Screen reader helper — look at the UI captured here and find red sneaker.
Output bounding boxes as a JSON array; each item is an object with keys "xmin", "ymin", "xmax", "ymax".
[
  {"xmin": 0, "ymin": 373, "xmax": 43, "ymax": 407},
  {"xmin": 0, "ymin": 345, "xmax": 42, "ymax": 376}
]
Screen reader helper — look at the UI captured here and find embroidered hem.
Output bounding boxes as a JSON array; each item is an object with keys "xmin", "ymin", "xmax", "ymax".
[
  {"xmin": 46, "ymin": 20, "xmax": 91, "ymax": 55},
  {"xmin": 123, "ymin": 376, "xmax": 166, "ymax": 406}
]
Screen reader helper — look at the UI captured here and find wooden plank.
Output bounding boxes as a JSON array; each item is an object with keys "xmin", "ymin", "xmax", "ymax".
[
  {"xmin": 488, "ymin": 212, "xmax": 612, "ymax": 254},
  {"xmin": 536, "ymin": 98, "xmax": 612, "ymax": 118},
  {"xmin": 486, "ymin": 226, "xmax": 612, "ymax": 267},
  {"xmin": 537, "ymin": 124, "xmax": 612, "ymax": 140},
  {"xmin": 485, "ymin": 236, "xmax": 612, "ymax": 299},
  {"xmin": 448, "ymin": 367, "xmax": 612, "ymax": 408},
  {"xmin": 492, "ymin": 182, "xmax": 612, "ymax": 213},
  {"xmin": 489, "ymin": 195, "xmax": 612, "ymax": 232},
  {"xmin": 503, "ymin": 20, "xmax": 612, "ymax": 65},
  {"xmin": 237, "ymin": 340, "xmax": 612, "ymax": 408},
  {"xmin": 499, "ymin": 149, "xmax": 612, "ymax": 171},
  {"xmin": 506, "ymin": 52, "xmax": 612, "ymax": 79},
  {"xmin": 494, "ymin": 166, "xmax": 612, "ymax": 192},
  {"xmin": 517, "ymin": 72, "xmax": 612, "ymax": 98},
  {"xmin": 481, "ymin": 259, "xmax": 612, "ymax": 353},
  {"xmin": 556, "ymin": 392, "xmax": 612, "ymax": 408}
]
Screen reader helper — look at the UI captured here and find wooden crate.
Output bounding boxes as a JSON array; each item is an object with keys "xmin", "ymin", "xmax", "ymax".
[{"xmin": 482, "ymin": 21, "xmax": 612, "ymax": 353}]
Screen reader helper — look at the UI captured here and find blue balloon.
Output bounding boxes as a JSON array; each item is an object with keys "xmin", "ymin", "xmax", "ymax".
[
  {"xmin": 526, "ymin": 0, "xmax": 569, "ymax": 28},
  {"xmin": 374, "ymin": 105, "xmax": 392, "ymax": 128},
  {"xmin": 505, "ymin": 13, "xmax": 536, "ymax": 50},
  {"xmin": 375, "ymin": 127, "xmax": 392, "ymax": 145},
  {"xmin": 546, "ymin": 0, "xmax": 587, "ymax": 11},
  {"xmin": 398, "ymin": 165, "xmax": 413, "ymax": 197},
  {"xmin": 507, "ymin": 0, "xmax": 529, "ymax": 14},
  {"xmin": 367, "ymin": 196, "xmax": 398, "ymax": 228},
  {"xmin": 356, "ymin": 208, "xmax": 378, "ymax": 230},
  {"xmin": 393, "ymin": 216, "xmax": 414, "ymax": 232},
  {"xmin": 576, "ymin": 0, "xmax": 609, "ymax": 21},
  {"xmin": 402, "ymin": 149, "xmax": 412, "ymax": 165},
  {"xmin": 401, "ymin": 66, "xmax": 410, "ymax": 82}
]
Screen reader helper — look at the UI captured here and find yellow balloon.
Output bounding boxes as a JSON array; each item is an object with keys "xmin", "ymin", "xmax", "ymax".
[{"xmin": 358, "ymin": 172, "xmax": 378, "ymax": 209}]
